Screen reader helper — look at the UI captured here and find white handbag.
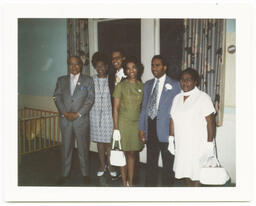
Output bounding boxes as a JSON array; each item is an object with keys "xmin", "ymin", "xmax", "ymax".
[
  {"xmin": 110, "ymin": 139, "xmax": 126, "ymax": 167},
  {"xmin": 200, "ymin": 156, "xmax": 230, "ymax": 185}
]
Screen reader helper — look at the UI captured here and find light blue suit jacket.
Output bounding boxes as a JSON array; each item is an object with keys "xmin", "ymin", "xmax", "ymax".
[{"xmin": 139, "ymin": 75, "xmax": 181, "ymax": 142}]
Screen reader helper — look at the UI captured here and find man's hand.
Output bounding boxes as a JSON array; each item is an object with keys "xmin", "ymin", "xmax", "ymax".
[
  {"xmin": 64, "ymin": 112, "xmax": 73, "ymax": 121},
  {"xmin": 64, "ymin": 112, "xmax": 80, "ymax": 121},
  {"xmin": 71, "ymin": 112, "xmax": 80, "ymax": 120},
  {"xmin": 139, "ymin": 130, "xmax": 146, "ymax": 143}
]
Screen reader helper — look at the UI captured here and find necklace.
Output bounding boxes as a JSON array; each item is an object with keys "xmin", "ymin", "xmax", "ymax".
[{"xmin": 96, "ymin": 76, "xmax": 107, "ymax": 127}]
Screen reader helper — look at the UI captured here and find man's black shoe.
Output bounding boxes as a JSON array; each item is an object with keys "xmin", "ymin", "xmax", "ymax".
[
  {"xmin": 83, "ymin": 176, "xmax": 91, "ymax": 185},
  {"xmin": 56, "ymin": 176, "xmax": 70, "ymax": 185}
]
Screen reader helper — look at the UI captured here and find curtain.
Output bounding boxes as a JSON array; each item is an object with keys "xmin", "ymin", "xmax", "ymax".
[
  {"xmin": 67, "ymin": 19, "xmax": 90, "ymax": 75},
  {"xmin": 181, "ymin": 19, "xmax": 226, "ymax": 126}
]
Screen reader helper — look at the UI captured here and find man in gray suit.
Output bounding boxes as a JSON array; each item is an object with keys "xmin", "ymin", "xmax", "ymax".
[{"xmin": 53, "ymin": 56, "xmax": 95, "ymax": 185}]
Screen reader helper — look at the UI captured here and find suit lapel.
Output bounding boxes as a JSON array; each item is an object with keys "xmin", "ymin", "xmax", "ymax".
[
  {"xmin": 148, "ymin": 79, "xmax": 155, "ymax": 98},
  {"xmin": 146, "ymin": 79, "xmax": 155, "ymax": 111},
  {"xmin": 159, "ymin": 77, "xmax": 173, "ymax": 105},
  {"xmin": 158, "ymin": 78, "xmax": 167, "ymax": 105},
  {"xmin": 64, "ymin": 75, "xmax": 71, "ymax": 96}
]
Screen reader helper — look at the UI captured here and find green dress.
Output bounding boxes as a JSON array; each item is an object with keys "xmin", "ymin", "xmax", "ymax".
[{"xmin": 113, "ymin": 79, "xmax": 144, "ymax": 151}]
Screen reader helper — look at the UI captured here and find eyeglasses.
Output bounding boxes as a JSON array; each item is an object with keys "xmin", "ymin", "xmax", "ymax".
[
  {"xmin": 112, "ymin": 57, "xmax": 122, "ymax": 61},
  {"xmin": 180, "ymin": 78, "xmax": 194, "ymax": 83},
  {"xmin": 68, "ymin": 63, "xmax": 81, "ymax": 66}
]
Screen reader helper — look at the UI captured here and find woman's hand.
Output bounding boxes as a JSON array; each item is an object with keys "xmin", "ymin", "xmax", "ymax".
[
  {"xmin": 113, "ymin": 129, "xmax": 121, "ymax": 141},
  {"xmin": 205, "ymin": 113, "xmax": 216, "ymax": 142},
  {"xmin": 139, "ymin": 130, "xmax": 145, "ymax": 143},
  {"xmin": 113, "ymin": 97, "xmax": 120, "ymax": 130},
  {"xmin": 168, "ymin": 136, "xmax": 175, "ymax": 155},
  {"xmin": 204, "ymin": 141, "xmax": 216, "ymax": 157}
]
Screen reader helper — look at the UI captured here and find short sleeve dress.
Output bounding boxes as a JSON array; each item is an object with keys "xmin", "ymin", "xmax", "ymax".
[
  {"xmin": 90, "ymin": 75, "xmax": 113, "ymax": 143},
  {"xmin": 113, "ymin": 79, "xmax": 144, "ymax": 151},
  {"xmin": 170, "ymin": 87, "xmax": 216, "ymax": 181}
]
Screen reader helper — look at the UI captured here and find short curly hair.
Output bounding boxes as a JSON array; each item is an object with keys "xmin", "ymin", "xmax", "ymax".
[
  {"xmin": 181, "ymin": 68, "xmax": 200, "ymax": 86},
  {"xmin": 67, "ymin": 56, "xmax": 83, "ymax": 66},
  {"xmin": 123, "ymin": 56, "xmax": 144, "ymax": 81},
  {"xmin": 91, "ymin": 52, "xmax": 109, "ymax": 68},
  {"xmin": 151, "ymin": 55, "xmax": 168, "ymax": 67}
]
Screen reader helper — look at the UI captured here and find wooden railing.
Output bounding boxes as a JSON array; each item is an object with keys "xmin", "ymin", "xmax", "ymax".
[{"xmin": 18, "ymin": 107, "xmax": 61, "ymax": 156}]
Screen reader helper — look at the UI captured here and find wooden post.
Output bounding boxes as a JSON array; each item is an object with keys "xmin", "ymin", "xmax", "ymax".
[
  {"xmin": 34, "ymin": 119, "xmax": 37, "ymax": 151},
  {"xmin": 53, "ymin": 117, "xmax": 56, "ymax": 146},
  {"xmin": 44, "ymin": 117, "xmax": 47, "ymax": 149},
  {"xmin": 39, "ymin": 118, "xmax": 42, "ymax": 150},
  {"xmin": 28, "ymin": 120, "xmax": 31, "ymax": 153},
  {"xmin": 48, "ymin": 117, "xmax": 51, "ymax": 146},
  {"xmin": 57, "ymin": 116, "xmax": 60, "ymax": 144},
  {"xmin": 23, "ymin": 120, "xmax": 26, "ymax": 154}
]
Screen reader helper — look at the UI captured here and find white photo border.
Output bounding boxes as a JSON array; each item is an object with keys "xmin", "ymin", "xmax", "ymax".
[{"xmin": 2, "ymin": 1, "xmax": 253, "ymax": 202}]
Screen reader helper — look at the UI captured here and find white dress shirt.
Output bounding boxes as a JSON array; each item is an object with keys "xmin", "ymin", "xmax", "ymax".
[
  {"xmin": 70, "ymin": 73, "xmax": 81, "ymax": 117},
  {"xmin": 70, "ymin": 73, "xmax": 80, "ymax": 86},
  {"xmin": 151, "ymin": 74, "xmax": 166, "ymax": 110}
]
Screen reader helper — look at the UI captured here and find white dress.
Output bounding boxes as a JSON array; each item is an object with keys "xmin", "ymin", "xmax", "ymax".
[
  {"xmin": 90, "ymin": 75, "xmax": 113, "ymax": 143},
  {"xmin": 170, "ymin": 87, "xmax": 216, "ymax": 180}
]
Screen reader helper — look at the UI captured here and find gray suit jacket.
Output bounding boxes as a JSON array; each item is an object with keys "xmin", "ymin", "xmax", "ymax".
[{"xmin": 53, "ymin": 74, "xmax": 95, "ymax": 121}]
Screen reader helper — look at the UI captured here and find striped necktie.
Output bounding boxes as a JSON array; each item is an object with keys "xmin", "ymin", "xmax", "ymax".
[{"xmin": 148, "ymin": 79, "xmax": 159, "ymax": 119}]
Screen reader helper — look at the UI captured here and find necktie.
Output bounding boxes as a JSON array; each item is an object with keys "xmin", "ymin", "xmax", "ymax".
[
  {"xmin": 148, "ymin": 79, "xmax": 159, "ymax": 119},
  {"xmin": 70, "ymin": 75, "xmax": 76, "ymax": 96}
]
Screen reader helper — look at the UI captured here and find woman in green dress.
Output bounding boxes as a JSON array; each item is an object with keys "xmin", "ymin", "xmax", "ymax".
[{"xmin": 112, "ymin": 56, "xmax": 144, "ymax": 187}]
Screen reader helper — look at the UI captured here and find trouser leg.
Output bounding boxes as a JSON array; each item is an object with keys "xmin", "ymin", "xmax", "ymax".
[
  {"xmin": 145, "ymin": 118, "xmax": 160, "ymax": 186},
  {"xmin": 60, "ymin": 118, "xmax": 74, "ymax": 177},
  {"xmin": 159, "ymin": 142, "xmax": 175, "ymax": 186},
  {"xmin": 74, "ymin": 125, "xmax": 90, "ymax": 176}
]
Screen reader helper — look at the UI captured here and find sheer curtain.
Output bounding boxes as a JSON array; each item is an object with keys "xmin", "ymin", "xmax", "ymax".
[
  {"xmin": 181, "ymin": 19, "xmax": 226, "ymax": 126},
  {"xmin": 67, "ymin": 19, "xmax": 90, "ymax": 75}
]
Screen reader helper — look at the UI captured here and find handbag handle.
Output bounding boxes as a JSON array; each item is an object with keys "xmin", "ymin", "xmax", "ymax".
[
  {"xmin": 205, "ymin": 155, "xmax": 221, "ymax": 167},
  {"xmin": 112, "ymin": 139, "xmax": 122, "ymax": 150}
]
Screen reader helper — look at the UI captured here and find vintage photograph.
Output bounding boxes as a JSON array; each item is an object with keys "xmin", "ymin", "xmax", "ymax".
[{"xmin": 17, "ymin": 18, "xmax": 236, "ymax": 188}]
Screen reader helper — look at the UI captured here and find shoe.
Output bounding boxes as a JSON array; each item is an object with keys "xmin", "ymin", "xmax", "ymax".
[
  {"xmin": 97, "ymin": 171, "xmax": 105, "ymax": 177},
  {"xmin": 56, "ymin": 176, "xmax": 70, "ymax": 185},
  {"xmin": 107, "ymin": 166, "xmax": 117, "ymax": 177},
  {"xmin": 83, "ymin": 176, "xmax": 91, "ymax": 185},
  {"xmin": 111, "ymin": 173, "xmax": 121, "ymax": 181}
]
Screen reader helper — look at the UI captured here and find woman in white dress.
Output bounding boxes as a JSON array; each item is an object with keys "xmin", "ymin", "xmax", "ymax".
[
  {"xmin": 169, "ymin": 68, "xmax": 216, "ymax": 186},
  {"xmin": 90, "ymin": 52, "xmax": 117, "ymax": 178}
]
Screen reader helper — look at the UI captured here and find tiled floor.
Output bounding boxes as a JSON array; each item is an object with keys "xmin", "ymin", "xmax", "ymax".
[{"xmin": 18, "ymin": 146, "xmax": 235, "ymax": 187}]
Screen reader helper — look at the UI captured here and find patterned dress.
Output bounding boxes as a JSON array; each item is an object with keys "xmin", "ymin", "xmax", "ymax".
[{"xmin": 90, "ymin": 75, "xmax": 113, "ymax": 143}]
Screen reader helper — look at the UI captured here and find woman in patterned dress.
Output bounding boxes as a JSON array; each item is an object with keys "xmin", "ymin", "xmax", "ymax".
[
  {"xmin": 112, "ymin": 56, "xmax": 144, "ymax": 186},
  {"xmin": 90, "ymin": 52, "xmax": 117, "ymax": 177}
]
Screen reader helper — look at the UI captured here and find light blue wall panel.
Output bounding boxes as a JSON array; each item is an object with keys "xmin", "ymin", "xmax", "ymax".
[
  {"xmin": 18, "ymin": 19, "xmax": 67, "ymax": 96},
  {"xmin": 227, "ymin": 19, "xmax": 236, "ymax": 33}
]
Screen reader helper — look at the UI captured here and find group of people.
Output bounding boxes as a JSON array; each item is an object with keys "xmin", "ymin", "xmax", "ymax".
[{"xmin": 53, "ymin": 49, "xmax": 216, "ymax": 187}]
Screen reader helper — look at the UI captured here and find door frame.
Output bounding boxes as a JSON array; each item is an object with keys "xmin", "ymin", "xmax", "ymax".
[{"xmin": 88, "ymin": 18, "xmax": 160, "ymax": 81}]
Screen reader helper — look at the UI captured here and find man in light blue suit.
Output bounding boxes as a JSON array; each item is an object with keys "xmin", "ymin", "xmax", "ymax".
[{"xmin": 139, "ymin": 55, "xmax": 181, "ymax": 186}]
